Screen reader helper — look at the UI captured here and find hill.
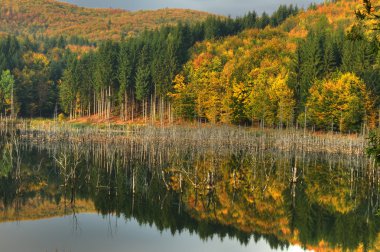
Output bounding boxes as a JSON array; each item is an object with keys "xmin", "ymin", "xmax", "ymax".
[
  {"xmin": 1, "ymin": 0, "xmax": 378, "ymax": 134},
  {"xmin": 0, "ymin": 0, "xmax": 211, "ymax": 40},
  {"xmin": 283, "ymin": 0, "xmax": 358, "ymax": 38},
  {"xmin": 170, "ymin": 0, "xmax": 379, "ymax": 131}
]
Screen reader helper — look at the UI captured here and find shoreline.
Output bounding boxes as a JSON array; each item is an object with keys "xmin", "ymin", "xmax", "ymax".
[{"xmin": 0, "ymin": 118, "xmax": 367, "ymax": 156}]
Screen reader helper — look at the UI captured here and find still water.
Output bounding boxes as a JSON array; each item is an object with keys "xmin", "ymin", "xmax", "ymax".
[
  {"xmin": 0, "ymin": 132, "xmax": 377, "ymax": 252},
  {"xmin": 0, "ymin": 214, "xmax": 307, "ymax": 252}
]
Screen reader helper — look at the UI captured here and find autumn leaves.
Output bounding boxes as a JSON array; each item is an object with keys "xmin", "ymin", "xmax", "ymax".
[{"xmin": 170, "ymin": 26, "xmax": 375, "ymax": 133}]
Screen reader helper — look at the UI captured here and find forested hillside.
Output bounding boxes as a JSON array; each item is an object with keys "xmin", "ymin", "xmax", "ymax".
[
  {"xmin": 172, "ymin": 0, "xmax": 379, "ymax": 132},
  {"xmin": 171, "ymin": 0, "xmax": 380, "ymax": 132},
  {"xmin": 0, "ymin": 0, "xmax": 210, "ymax": 40},
  {"xmin": 1, "ymin": 0, "xmax": 378, "ymax": 133},
  {"xmin": 0, "ymin": 3, "xmax": 299, "ymax": 119}
]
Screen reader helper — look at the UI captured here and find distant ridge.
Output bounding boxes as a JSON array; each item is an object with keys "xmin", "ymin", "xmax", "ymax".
[{"xmin": 0, "ymin": 0, "xmax": 212, "ymax": 40}]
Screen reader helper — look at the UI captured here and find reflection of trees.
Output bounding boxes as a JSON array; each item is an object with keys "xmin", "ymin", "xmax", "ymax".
[
  {"xmin": 286, "ymin": 181, "xmax": 379, "ymax": 251},
  {"xmin": 0, "ymin": 136, "xmax": 379, "ymax": 251},
  {"xmin": 284, "ymin": 154, "xmax": 380, "ymax": 251},
  {"xmin": 168, "ymin": 151, "xmax": 380, "ymax": 251},
  {"xmin": 0, "ymin": 135, "xmax": 91, "ymax": 222},
  {"xmin": 0, "ymin": 135, "xmax": 23, "ymax": 219},
  {"xmin": 173, "ymin": 150, "xmax": 293, "ymax": 250}
]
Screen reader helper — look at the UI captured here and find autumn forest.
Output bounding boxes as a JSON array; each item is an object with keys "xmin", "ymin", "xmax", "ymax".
[
  {"xmin": 0, "ymin": 0, "xmax": 377, "ymax": 134},
  {"xmin": 2, "ymin": 0, "xmax": 380, "ymax": 252}
]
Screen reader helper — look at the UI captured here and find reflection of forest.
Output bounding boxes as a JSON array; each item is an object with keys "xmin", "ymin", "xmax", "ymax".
[{"xmin": 0, "ymin": 134, "xmax": 379, "ymax": 252}]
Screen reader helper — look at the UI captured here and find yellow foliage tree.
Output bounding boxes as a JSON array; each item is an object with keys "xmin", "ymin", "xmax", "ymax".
[
  {"xmin": 306, "ymin": 72, "xmax": 374, "ymax": 132},
  {"xmin": 170, "ymin": 27, "xmax": 296, "ymax": 125},
  {"xmin": 269, "ymin": 74, "xmax": 296, "ymax": 127},
  {"xmin": 169, "ymin": 74, "xmax": 196, "ymax": 120},
  {"xmin": 244, "ymin": 73, "xmax": 295, "ymax": 127}
]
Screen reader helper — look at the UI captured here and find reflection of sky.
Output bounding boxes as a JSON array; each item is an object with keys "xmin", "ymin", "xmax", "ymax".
[
  {"xmin": 59, "ymin": 0, "xmax": 323, "ymax": 16},
  {"xmin": 0, "ymin": 213, "xmax": 311, "ymax": 252}
]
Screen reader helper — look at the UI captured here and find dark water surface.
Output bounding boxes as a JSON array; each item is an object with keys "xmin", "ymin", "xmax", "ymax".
[{"xmin": 0, "ymin": 132, "xmax": 377, "ymax": 252}]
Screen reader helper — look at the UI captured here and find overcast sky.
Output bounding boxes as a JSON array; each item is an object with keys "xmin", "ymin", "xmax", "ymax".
[{"xmin": 59, "ymin": 0, "xmax": 323, "ymax": 17}]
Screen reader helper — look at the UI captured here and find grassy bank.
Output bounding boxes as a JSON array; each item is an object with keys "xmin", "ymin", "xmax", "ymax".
[{"xmin": 0, "ymin": 118, "xmax": 367, "ymax": 156}]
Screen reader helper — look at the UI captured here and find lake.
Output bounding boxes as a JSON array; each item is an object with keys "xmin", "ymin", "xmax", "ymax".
[
  {"xmin": 0, "ymin": 214, "xmax": 308, "ymax": 252},
  {"xmin": 0, "ymin": 126, "xmax": 377, "ymax": 252}
]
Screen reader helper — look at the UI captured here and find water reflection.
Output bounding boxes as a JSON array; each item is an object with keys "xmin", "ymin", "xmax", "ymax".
[
  {"xmin": 0, "ymin": 214, "xmax": 310, "ymax": 252},
  {"xmin": 0, "ymin": 133, "xmax": 378, "ymax": 251}
]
